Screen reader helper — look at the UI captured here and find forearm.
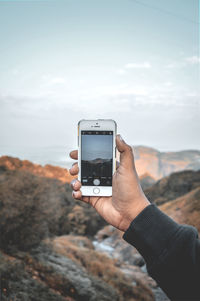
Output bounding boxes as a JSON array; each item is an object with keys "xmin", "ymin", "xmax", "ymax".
[{"xmin": 122, "ymin": 204, "xmax": 200, "ymax": 300}]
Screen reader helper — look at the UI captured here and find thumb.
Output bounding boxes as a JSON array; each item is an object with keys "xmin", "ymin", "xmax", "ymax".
[{"xmin": 116, "ymin": 134, "xmax": 134, "ymax": 169}]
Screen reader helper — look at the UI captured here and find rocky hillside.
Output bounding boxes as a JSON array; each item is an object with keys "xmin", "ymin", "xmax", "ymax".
[
  {"xmin": 159, "ymin": 187, "xmax": 200, "ymax": 233},
  {"xmin": 1, "ymin": 155, "xmax": 199, "ymax": 301},
  {"xmin": 0, "ymin": 164, "xmax": 155, "ymax": 301},
  {"xmin": 1, "ymin": 147, "xmax": 200, "ymax": 188},
  {"xmin": 0, "ymin": 166, "xmax": 107, "ymax": 252},
  {"xmin": 0, "ymin": 155, "xmax": 75, "ymax": 183},
  {"xmin": 0, "ymin": 237, "xmax": 154, "ymax": 301},
  {"xmin": 144, "ymin": 170, "xmax": 200, "ymax": 205},
  {"xmin": 133, "ymin": 146, "xmax": 200, "ymax": 180}
]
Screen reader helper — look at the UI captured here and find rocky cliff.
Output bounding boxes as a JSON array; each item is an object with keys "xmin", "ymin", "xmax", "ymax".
[{"xmin": 133, "ymin": 146, "xmax": 200, "ymax": 180}]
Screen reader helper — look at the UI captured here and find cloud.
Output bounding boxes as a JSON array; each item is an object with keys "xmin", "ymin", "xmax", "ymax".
[
  {"xmin": 50, "ymin": 77, "xmax": 66, "ymax": 84},
  {"xmin": 116, "ymin": 69, "xmax": 126, "ymax": 75},
  {"xmin": 41, "ymin": 75, "xmax": 67, "ymax": 86},
  {"xmin": 11, "ymin": 69, "xmax": 20, "ymax": 76},
  {"xmin": 164, "ymin": 82, "xmax": 173, "ymax": 87},
  {"xmin": 166, "ymin": 56, "xmax": 200, "ymax": 69},
  {"xmin": 116, "ymin": 61, "xmax": 152, "ymax": 75},
  {"xmin": 185, "ymin": 56, "xmax": 200, "ymax": 64},
  {"xmin": 125, "ymin": 62, "xmax": 152, "ymax": 69},
  {"xmin": 165, "ymin": 63, "xmax": 177, "ymax": 69}
]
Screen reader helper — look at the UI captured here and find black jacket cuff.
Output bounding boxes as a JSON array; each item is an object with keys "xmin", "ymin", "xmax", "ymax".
[{"xmin": 122, "ymin": 204, "xmax": 181, "ymax": 267}]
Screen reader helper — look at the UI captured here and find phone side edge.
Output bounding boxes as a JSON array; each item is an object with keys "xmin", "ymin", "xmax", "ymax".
[{"xmin": 78, "ymin": 121, "xmax": 81, "ymax": 184}]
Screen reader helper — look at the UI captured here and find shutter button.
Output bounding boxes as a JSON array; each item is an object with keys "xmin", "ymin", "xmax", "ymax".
[{"xmin": 93, "ymin": 179, "xmax": 100, "ymax": 186}]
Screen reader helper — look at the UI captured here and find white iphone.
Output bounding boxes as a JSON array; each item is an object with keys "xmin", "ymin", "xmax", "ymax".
[{"xmin": 78, "ymin": 119, "xmax": 117, "ymax": 196}]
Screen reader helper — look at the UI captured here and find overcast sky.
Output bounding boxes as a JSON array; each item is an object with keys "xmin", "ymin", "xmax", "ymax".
[
  {"xmin": 0, "ymin": 0, "xmax": 199, "ymax": 161},
  {"xmin": 82, "ymin": 135, "xmax": 113, "ymax": 160}
]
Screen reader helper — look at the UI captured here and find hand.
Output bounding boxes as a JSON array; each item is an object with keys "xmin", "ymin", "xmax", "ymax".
[{"xmin": 69, "ymin": 134, "xmax": 150, "ymax": 232}]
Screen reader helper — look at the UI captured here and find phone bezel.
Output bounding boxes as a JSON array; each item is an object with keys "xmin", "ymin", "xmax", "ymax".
[{"xmin": 78, "ymin": 119, "xmax": 117, "ymax": 196}]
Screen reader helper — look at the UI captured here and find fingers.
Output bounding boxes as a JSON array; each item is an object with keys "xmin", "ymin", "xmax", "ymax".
[
  {"xmin": 69, "ymin": 163, "xmax": 79, "ymax": 175},
  {"xmin": 71, "ymin": 179, "xmax": 83, "ymax": 200},
  {"xmin": 116, "ymin": 134, "xmax": 134, "ymax": 169},
  {"xmin": 70, "ymin": 179, "xmax": 81, "ymax": 191},
  {"xmin": 71, "ymin": 190, "xmax": 91, "ymax": 206},
  {"xmin": 70, "ymin": 179, "xmax": 100, "ymax": 209},
  {"xmin": 72, "ymin": 190, "xmax": 82, "ymax": 200},
  {"xmin": 71, "ymin": 180, "xmax": 90, "ymax": 205},
  {"xmin": 71, "ymin": 188, "xmax": 91, "ymax": 205},
  {"xmin": 69, "ymin": 150, "xmax": 78, "ymax": 175},
  {"xmin": 69, "ymin": 150, "xmax": 78, "ymax": 160},
  {"xmin": 70, "ymin": 179, "xmax": 94, "ymax": 202}
]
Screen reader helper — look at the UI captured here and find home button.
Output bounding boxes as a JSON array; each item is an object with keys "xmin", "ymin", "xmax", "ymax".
[{"xmin": 93, "ymin": 188, "xmax": 100, "ymax": 194}]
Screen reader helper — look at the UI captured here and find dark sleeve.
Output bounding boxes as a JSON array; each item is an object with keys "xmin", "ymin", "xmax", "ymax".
[{"xmin": 122, "ymin": 204, "xmax": 200, "ymax": 301}]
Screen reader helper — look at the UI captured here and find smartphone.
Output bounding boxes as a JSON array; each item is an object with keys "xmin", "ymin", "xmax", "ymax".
[{"xmin": 78, "ymin": 119, "xmax": 117, "ymax": 196}]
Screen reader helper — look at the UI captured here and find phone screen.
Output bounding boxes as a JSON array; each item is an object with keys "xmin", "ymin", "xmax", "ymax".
[{"xmin": 81, "ymin": 131, "xmax": 113, "ymax": 186}]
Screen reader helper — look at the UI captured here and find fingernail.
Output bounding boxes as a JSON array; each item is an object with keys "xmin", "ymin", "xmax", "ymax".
[
  {"xmin": 71, "ymin": 179, "xmax": 77, "ymax": 187},
  {"xmin": 69, "ymin": 162, "xmax": 77, "ymax": 172},
  {"xmin": 69, "ymin": 166, "xmax": 73, "ymax": 173}
]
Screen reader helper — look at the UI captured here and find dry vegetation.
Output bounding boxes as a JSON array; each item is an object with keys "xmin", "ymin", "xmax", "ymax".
[
  {"xmin": 46, "ymin": 236, "xmax": 154, "ymax": 301},
  {"xmin": 1, "ymin": 156, "xmax": 199, "ymax": 301},
  {"xmin": 160, "ymin": 187, "xmax": 200, "ymax": 232},
  {"xmin": 0, "ymin": 155, "xmax": 75, "ymax": 183},
  {"xmin": 145, "ymin": 170, "xmax": 200, "ymax": 205}
]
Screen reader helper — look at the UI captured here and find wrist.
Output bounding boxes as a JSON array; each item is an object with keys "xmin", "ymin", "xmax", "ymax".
[{"xmin": 119, "ymin": 197, "xmax": 151, "ymax": 232}]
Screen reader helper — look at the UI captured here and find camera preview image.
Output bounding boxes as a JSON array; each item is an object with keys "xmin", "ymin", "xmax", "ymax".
[{"xmin": 81, "ymin": 131, "xmax": 113, "ymax": 186}]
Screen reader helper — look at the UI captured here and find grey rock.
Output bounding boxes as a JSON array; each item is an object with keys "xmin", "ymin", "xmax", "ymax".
[{"xmin": 29, "ymin": 244, "xmax": 119, "ymax": 301}]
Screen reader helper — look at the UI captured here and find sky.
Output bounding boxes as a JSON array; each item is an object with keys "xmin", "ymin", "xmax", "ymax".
[
  {"xmin": 0, "ymin": 0, "xmax": 199, "ymax": 165},
  {"xmin": 82, "ymin": 134, "xmax": 113, "ymax": 160}
]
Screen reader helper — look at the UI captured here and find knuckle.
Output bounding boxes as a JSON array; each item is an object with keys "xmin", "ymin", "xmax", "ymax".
[{"xmin": 127, "ymin": 145, "xmax": 133, "ymax": 153}]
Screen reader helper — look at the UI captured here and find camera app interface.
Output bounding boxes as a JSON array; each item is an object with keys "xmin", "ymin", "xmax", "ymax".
[{"xmin": 81, "ymin": 131, "xmax": 113, "ymax": 186}]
